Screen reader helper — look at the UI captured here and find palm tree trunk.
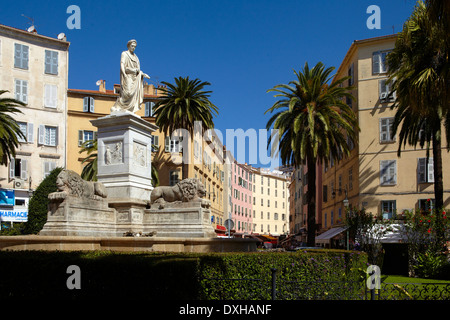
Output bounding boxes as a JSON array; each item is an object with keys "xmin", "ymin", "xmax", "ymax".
[
  {"xmin": 432, "ymin": 130, "xmax": 445, "ymax": 245},
  {"xmin": 306, "ymin": 157, "xmax": 317, "ymax": 247},
  {"xmin": 432, "ymin": 130, "xmax": 444, "ymax": 209}
]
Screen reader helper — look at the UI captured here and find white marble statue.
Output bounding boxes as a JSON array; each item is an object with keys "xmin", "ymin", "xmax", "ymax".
[{"xmin": 111, "ymin": 39, "xmax": 150, "ymax": 113}]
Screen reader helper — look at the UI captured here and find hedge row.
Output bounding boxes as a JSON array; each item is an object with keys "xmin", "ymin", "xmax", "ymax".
[{"xmin": 0, "ymin": 249, "xmax": 367, "ymax": 300}]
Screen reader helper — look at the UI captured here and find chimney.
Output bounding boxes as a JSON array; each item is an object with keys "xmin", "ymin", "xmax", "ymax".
[{"xmin": 98, "ymin": 80, "xmax": 106, "ymax": 93}]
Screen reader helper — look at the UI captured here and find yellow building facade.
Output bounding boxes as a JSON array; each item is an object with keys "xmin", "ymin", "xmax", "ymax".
[{"xmin": 321, "ymin": 34, "xmax": 450, "ymax": 230}]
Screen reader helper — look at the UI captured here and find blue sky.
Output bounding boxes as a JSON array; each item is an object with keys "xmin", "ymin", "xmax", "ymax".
[{"xmin": 1, "ymin": 0, "xmax": 417, "ymax": 167}]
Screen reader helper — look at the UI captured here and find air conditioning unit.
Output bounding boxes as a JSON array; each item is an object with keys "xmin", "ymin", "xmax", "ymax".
[
  {"xmin": 380, "ymin": 92, "xmax": 388, "ymax": 101},
  {"xmin": 14, "ymin": 179, "xmax": 24, "ymax": 189}
]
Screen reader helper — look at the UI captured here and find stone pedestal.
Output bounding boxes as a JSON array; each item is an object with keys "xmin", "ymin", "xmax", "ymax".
[
  {"xmin": 143, "ymin": 200, "xmax": 216, "ymax": 238},
  {"xmin": 91, "ymin": 111, "xmax": 158, "ymax": 202},
  {"xmin": 40, "ymin": 195, "xmax": 117, "ymax": 237}
]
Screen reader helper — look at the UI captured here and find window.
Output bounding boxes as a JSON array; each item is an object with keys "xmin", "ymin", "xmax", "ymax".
[
  {"xmin": 15, "ymin": 79, "xmax": 28, "ymax": 103},
  {"xmin": 145, "ymin": 101, "xmax": 154, "ymax": 117},
  {"xmin": 151, "ymin": 135, "xmax": 159, "ymax": 151},
  {"xmin": 43, "ymin": 161, "xmax": 57, "ymax": 178},
  {"xmin": 418, "ymin": 158, "xmax": 434, "ymax": 183},
  {"xmin": 83, "ymin": 97, "xmax": 95, "ymax": 113},
  {"xmin": 348, "ymin": 63, "xmax": 354, "ymax": 86},
  {"xmin": 78, "ymin": 130, "xmax": 95, "ymax": 146},
  {"xmin": 274, "ymin": 213, "xmax": 278, "ymax": 220},
  {"xmin": 331, "ymin": 210, "xmax": 334, "ymax": 226},
  {"xmin": 38, "ymin": 125, "xmax": 58, "ymax": 146},
  {"xmin": 324, "ymin": 213, "xmax": 327, "ymax": 228},
  {"xmin": 169, "ymin": 170, "xmax": 180, "ymax": 186},
  {"xmin": 419, "ymin": 199, "xmax": 435, "ymax": 213},
  {"xmin": 17, "ymin": 122, "xmax": 34, "ymax": 143},
  {"xmin": 267, "ymin": 212, "xmax": 270, "ymax": 220},
  {"xmin": 9, "ymin": 158, "xmax": 28, "ymax": 180},
  {"xmin": 380, "ymin": 118, "xmax": 395, "ymax": 143},
  {"xmin": 379, "ymin": 79, "xmax": 396, "ymax": 102},
  {"xmin": 44, "ymin": 84, "xmax": 57, "ymax": 108},
  {"xmin": 380, "ymin": 160, "xmax": 397, "ymax": 185},
  {"xmin": 44, "ymin": 50, "xmax": 58, "ymax": 75},
  {"xmin": 372, "ymin": 50, "xmax": 391, "ymax": 74},
  {"xmin": 381, "ymin": 200, "xmax": 396, "ymax": 219},
  {"xmin": 164, "ymin": 135, "xmax": 182, "ymax": 153},
  {"xmin": 14, "ymin": 43, "xmax": 29, "ymax": 70}
]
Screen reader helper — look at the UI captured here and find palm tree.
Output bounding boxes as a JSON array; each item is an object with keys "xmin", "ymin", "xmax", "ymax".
[
  {"xmin": 153, "ymin": 76, "xmax": 219, "ymax": 180},
  {"xmin": 388, "ymin": 1, "xmax": 449, "ymax": 213},
  {"xmin": 0, "ymin": 90, "xmax": 26, "ymax": 166},
  {"xmin": 265, "ymin": 62, "xmax": 359, "ymax": 246},
  {"xmin": 79, "ymin": 139, "xmax": 98, "ymax": 181}
]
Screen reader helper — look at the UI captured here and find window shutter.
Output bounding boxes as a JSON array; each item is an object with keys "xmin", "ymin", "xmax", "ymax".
[
  {"xmin": 44, "ymin": 84, "xmax": 51, "ymax": 107},
  {"xmin": 372, "ymin": 51, "xmax": 380, "ymax": 74},
  {"xmin": 52, "ymin": 51, "xmax": 58, "ymax": 75},
  {"xmin": 51, "ymin": 85, "xmax": 57, "ymax": 108},
  {"xmin": 78, "ymin": 130, "xmax": 84, "ymax": 146},
  {"xmin": 14, "ymin": 44, "xmax": 20, "ymax": 68},
  {"xmin": 38, "ymin": 125, "xmax": 45, "ymax": 145},
  {"xmin": 20, "ymin": 159, "xmax": 28, "ymax": 180},
  {"xmin": 27, "ymin": 123, "xmax": 34, "ymax": 143},
  {"xmin": 45, "ymin": 50, "xmax": 51, "ymax": 74},
  {"xmin": 153, "ymin": 135, "xmax": 159, "ymax": 147},
  {"xmin": 9, "ymin": 159, "xmax": 15, "ymax": 179},
  {"xmin": 418, "ymin": 158, "xmax": 426, "ymax": 183},
  {"xmin": 15, "ymin": 80, "xmax": 21, "ymax": 101},
  {"xmin": 83, "ymin": 97, "xmax": 89, "ymax": 112},
  {"xmin": 22, "ymin": 80, "xmax": 28, "ymax": 104},
  {"xmin": 427, "ymin": 158, "xmax": 434, "ymax": 183},
  {"xmin": 380, "ymin": 119, "xmax": 388, "ymax": 142},
  {"xmin": 22, "ymin": 45, "xmax": 29, "ymax": 69},
  {"xmin": 379, "ymin": 79, "xmax": 387, "ymax": 99},
  {"xmin": 150, "ymin": 102, "xmax": 155, "ymax": 116},
  {"xmin": 165, "ymin": 136, "xmax": 170, "ymax": 152},
  {"xmin": 89, "ymin": 97, "xmax": 95, "ymax": 113},
  {"xmin": 54, "ymin": 126, "xmax": 59, "ymax": 146},
  {"xmin": 145, "ymin": 102, "xmax": 150, "ymax": 117}
]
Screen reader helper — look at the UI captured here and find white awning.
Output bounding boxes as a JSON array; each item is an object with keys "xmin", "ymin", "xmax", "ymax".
[{"xmin": 316, "ymin": 226, "xmax": 348, "ymax": 244}]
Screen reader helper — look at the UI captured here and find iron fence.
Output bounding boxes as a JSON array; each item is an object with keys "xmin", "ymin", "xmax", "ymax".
[{"xmin": 200, "ymin": 268, "xmax": 450, "ymax": 300}]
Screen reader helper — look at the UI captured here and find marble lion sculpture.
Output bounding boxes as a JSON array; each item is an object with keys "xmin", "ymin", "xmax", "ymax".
[
  {"xmin": 150, "ymin": 178, "xmax": 206, "ymax": 208},
  {"xmin": 48, "ymin": 169, "xmax": 108, "ymax": 201}
]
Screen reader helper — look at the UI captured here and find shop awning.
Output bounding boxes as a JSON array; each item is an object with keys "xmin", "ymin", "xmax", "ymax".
[{"xmin": 316, "ymin": 226, "xmax": 348, "ymax": 244}]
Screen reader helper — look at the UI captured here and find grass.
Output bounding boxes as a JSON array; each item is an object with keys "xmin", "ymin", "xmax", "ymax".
[{"xmin": 383, "ymin": 275, "xmax": 450, "ymax": 284}]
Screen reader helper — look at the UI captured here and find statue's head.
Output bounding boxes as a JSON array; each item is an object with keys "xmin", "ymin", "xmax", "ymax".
[{"xmin": 127, "ymin": 39, "xmax": 137, "ymax": 52}]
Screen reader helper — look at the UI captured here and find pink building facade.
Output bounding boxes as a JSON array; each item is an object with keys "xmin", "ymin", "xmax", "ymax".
[{"xmin": 231, "ymin": 161, "xmax": 253, "ymax": 235}]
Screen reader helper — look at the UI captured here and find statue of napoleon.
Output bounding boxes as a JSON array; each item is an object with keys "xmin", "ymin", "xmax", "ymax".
[{"xmin": 111, "ymin": 39, "xmax": 150, "ymax": 113}]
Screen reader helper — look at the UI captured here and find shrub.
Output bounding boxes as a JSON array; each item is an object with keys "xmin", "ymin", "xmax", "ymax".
[
  {"xmin": 22, "ymin": 167, "xmax": 63, "ymax": 235},
  {"xmin": 197, "ymin": 249, "xmax": 368, "ymax": 300},
  {"xmin": 0, "ymin": 250, "xmax": 368, "ymax": 300}
]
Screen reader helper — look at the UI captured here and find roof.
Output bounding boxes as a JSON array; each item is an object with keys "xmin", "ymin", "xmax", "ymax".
[
  {"xmin": 0, "ymin": 23, "xmax": 70, "ymax": 47},
  {"xmin": 68, "ymin": 88, "xmax": 159, "ymax": 99}
]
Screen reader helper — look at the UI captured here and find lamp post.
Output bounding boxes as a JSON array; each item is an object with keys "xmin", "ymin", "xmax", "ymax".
[{"xmin": 343, "ymin": 189, "xmax": 350, "ymax": 250}]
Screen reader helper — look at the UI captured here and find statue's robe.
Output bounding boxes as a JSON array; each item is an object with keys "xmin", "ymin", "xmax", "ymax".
[{"xmin": 112, "ymin": 50, "xmax": 144, "ymax": 113}]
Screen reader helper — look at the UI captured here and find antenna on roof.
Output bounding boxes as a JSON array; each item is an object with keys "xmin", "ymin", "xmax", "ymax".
[{"xmin": 22, "ymin": 14, "xmax": 37, "ymax": 33}]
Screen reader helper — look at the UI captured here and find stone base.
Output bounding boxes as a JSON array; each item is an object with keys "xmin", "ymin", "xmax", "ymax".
[
  {"xmin": 0, "ymin": 236, "xmax": 258, "ymax": 253},
  {"xmin": 40, "ymin": 195, "xmax": 118, "ymax": 237},
  {"xmin": 144, "ymin": 200, "xmax": 216, "ymax": 238}
]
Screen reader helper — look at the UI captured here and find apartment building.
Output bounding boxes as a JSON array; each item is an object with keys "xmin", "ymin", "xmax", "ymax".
[
  {"xmin": 230, "ymin": 161, "xmax": 253, "ymax": 235},
  {"xmin": 251, "ymin": 167, "xmax": 290, "ymax": 236},
  {"xmin": 321, "ymin": 34, "xmax": 450, "ymax": 235},
  {"xmin": 0, "ymin": 24, "xmax": 69, "ymax": 221}
]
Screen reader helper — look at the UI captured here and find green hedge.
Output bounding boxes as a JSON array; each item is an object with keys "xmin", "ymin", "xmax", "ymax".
[{"xmin": 0, "ymin": 249, "xmax": 367, "ymax": 300}]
